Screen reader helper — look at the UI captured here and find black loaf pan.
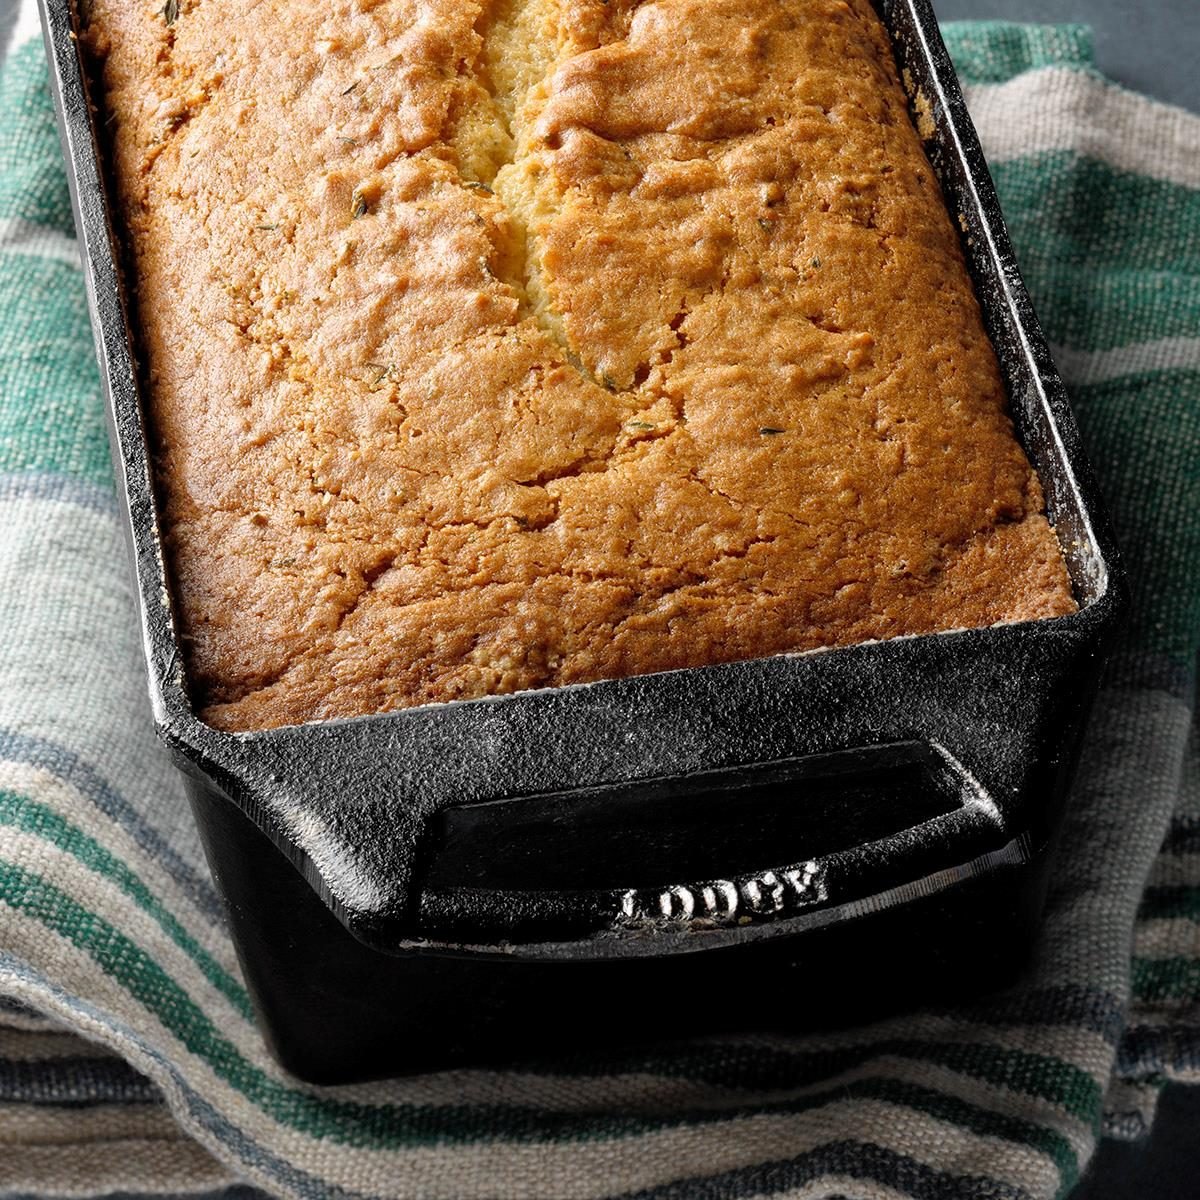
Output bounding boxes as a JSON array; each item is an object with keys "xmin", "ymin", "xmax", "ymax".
[{"xmin": 40, "ymin": 0, "xmax": 1124, "ymax": 1082}]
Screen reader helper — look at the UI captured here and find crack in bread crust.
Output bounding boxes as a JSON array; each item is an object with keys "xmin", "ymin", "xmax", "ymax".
[{"xmin": 81, "ymin": 0, "xmax": 1075, "ymax": 730}]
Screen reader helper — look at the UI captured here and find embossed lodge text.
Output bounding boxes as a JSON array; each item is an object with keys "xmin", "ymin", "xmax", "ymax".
[{"xmin": 619, "ymin": 862, "xmax": 826, "ymax": 927}]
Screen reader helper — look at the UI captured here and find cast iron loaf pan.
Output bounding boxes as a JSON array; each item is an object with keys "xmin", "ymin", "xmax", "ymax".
[{"xmin": 40, "ymin": 0, "xmax": 1124, "ymax": 1082}]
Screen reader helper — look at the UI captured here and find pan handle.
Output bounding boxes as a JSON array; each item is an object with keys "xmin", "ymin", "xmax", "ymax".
[{"xmin": 407, "ymin": 763, "xmax": 1027, "ymax": 960}]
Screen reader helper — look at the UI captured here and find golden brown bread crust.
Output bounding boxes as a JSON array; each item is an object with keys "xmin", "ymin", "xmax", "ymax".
[{"xmin": 82, "ymin": 0, "xmax": 1075, "ymax": 731}]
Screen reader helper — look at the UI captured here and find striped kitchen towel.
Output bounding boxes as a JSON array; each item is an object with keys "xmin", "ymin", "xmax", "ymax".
[{"xmin": 1, "ymin": 5, "xmax": 1198, "ymax": 1198}]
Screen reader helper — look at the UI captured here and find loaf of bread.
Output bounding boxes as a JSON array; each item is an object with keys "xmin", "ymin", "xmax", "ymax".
[{"xmin": 81, "ymin": 0, "xmax": 1075, "ymax": 731}]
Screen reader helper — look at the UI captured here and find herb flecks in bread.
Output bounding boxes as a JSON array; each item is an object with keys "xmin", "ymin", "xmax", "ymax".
[{"xmin": 81, "ymin": 0, "xmax": 1075, "ymax": 730}]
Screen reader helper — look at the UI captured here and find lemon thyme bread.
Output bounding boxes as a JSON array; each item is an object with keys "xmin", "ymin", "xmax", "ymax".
[{"xmin": 81, "ymin": 0, "xmax": 1075, "ymax": 732}]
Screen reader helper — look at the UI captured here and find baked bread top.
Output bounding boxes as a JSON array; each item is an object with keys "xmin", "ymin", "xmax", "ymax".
[{"xmin": 82, "ymin": 0, "xmax": 1075, "ymax": 731}]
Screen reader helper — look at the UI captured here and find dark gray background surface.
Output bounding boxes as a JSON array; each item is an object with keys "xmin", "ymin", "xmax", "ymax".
[{"xmin": 939, "ymin": 0, "xmax": 1198, "ymax": 112}]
